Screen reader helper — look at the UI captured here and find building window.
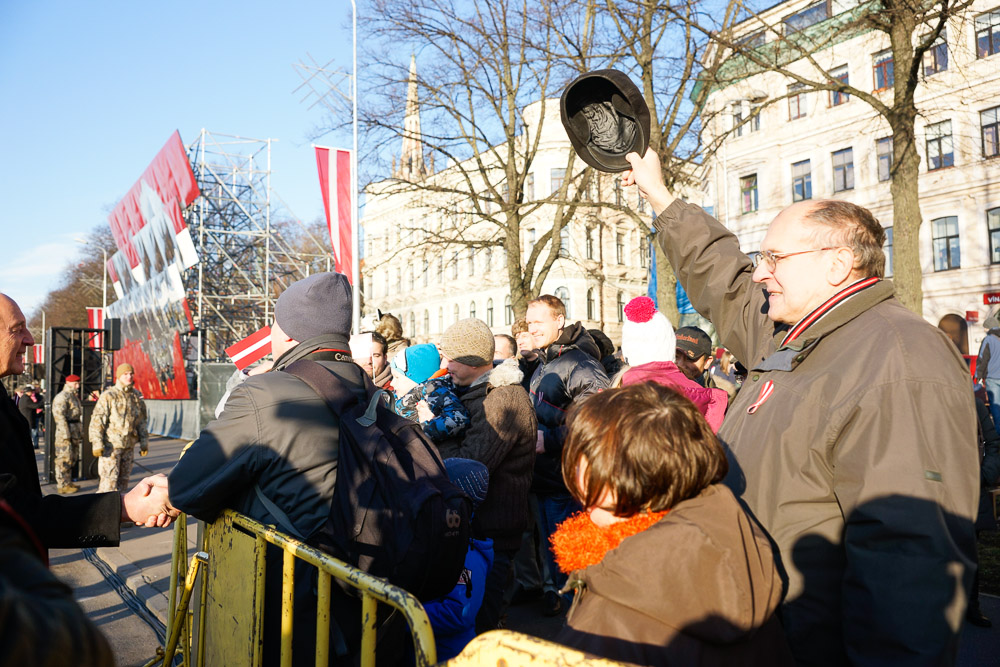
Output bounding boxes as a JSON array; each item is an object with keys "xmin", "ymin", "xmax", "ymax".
[
  {"xmin": 791, "ymin": 160, "xmax": 812, "ymax": 202},
  {"xmin": 829, "ymin": 65, "xmax": 850, "ymax": 106},
  {"xmin": 559, "ymin": 227, "xmax": 570, "ymax": 258},
  {"xmin": 422, "ymin": 259, "xmax": 429, "ymax": 287},
  {"xmin": 616, "ymin": 232, "xmax": 625, "ymax": 264},
  {"xmin": 926, "ymin": 120, "xmax": 954, "ymax": 171},
  {"xmin": 484, "ymin": 247, "xmax": 493, "ymax": 269},
  {"xmin": 832, "ymin": 148, "xmax": 854, "ymax": 192},
  {"xmin": 749, "ymin": 104, "xmax": 762, "ymax": 132},
  {"xmin": 614, "ymin": 178, "xmax": 623, "ymax": 206},
  {"xmin": 453, "ymin": 303, "xmax": 460, "ymax": 323},
  {"xmin": 982, "ymin": 106, "xmax": 1000, "ymax": 158},
  {"xmin": 525, "ymin": 173, "xmax": 534, "ymax": 200},
  {"xmin": 617, "ymin": 292, "xmax": 625, "ymax": 323},
  {"xmin": 740, "ymin": 174, "xmax": 758, "ymax": 213},
  {"xmin": 395, "ymin": 268, "xmax": 401, "ymax": 294},
  {"xmin": 989, "ymin": 208, "xmax": 1000, "ymax": 264},
  {"xmin": 486, "ymin": 298, "xmax": 494, "ymax": 326},
  {"xmin": 883, "ymin": 227, "xmax": 894, "ymax": 277},
  {"xmin": 586, "ymin": 228, "xmax": 595, "ymax": 259},
  {"xmin": 873, "ymin": 49, "xmax": 894, "ymax": 90},
  {"xmin": 976, "ymin": 8, "xmax": 1000, "ymax": 58},
  {"xmin": 555, "ymin": 287, "xmax": 571, "ymax": 318},
  {"xmin": 732, "ymin": 107, "xmax": 744, "ymax": 138},
  {"xmin": 788, "ymin": 83, "xmax": 807, "ymax": 120},
  {"xmin": 924, "ymin": 31, "xmax": 948, "ymax": 75},
  {"xmin": 423, "ymin": 310, "xmax": 429, "ymax": 334},
  {"xmin": 438, "ymin": 307, "xmax": 444, "ymax": 332},
  {"xmin": 587, "ymin": 288, "xmax": 596, "ymax": 320},
  {"xmin": 437, "ymin": 256, "xmax": 444, "ymax": 283},
  {"xmin": 527, "ymin": 228, "xmax": 537, "ymax": 250},
  {"xmin": 877, "ymin": 137, "xmax": 893, "ymax": 182},
  {"xmin": 383, "ymin": 271, "xmax": 389, "ymax": 297},
  {"xmin": 468, "ymin": 248, "xmax": 475, "ymax": 276},
  {"xmin": 469, "ymin": 301, "xmax": 476, "ymax": 319},
  {"xmin": 636, "ymin": 190, "xmax": 647, "ymax": 213},
  {"xmin": 932, "ymin": 216, "xmax": 960, "ymax": 271},
  {"xmin": 451, "ymin": 251, "xmax": 459, "ymax": 279},
  {"xmin": 504, "ymin": 295, "xmax": 512, "ymax": 326},
  {"xmin": 783, "ymin": 0, "xmax": 829, "ymax": 34},
  {"xmin": 737, "ymin": 30, "xmax": 765, "ymax": 49},
  {"xmin": 406, "ymin": 263, "xmax": 414, "ymax": 291},
  {"xmin": 551, "ymin": 168, "xmax": 566, "ymax": 194},
  {"xmin": 640, "ymin": 237, "xmax": 649, "ymax": 268}
]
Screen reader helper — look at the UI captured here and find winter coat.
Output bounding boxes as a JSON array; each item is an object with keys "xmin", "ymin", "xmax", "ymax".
[
  {"xmin": 557, "ymin": 484, "xmax": 792, "ymax": 667},
  {"xmin": 169, "ymin": 334, "xmax": 376, "ymax": 667},
  {"xmin": 17, "ymin": 393, "xmax": 42, "ymax": 429},
  {"xmin": 975, "ymin": 398, "xmax": 1000, "ymax": 531},
  {"xmin": 438, "ymin": 360, "xmax": 537, "ymax": 551},
  {"xmin": 0, "ymin": 384, "xmax": 120, "ymax": 550},
  {"xmin": 619, "ymin": 361, "xmax": 727, "ymax": 432},
  {"xmin": 655, "ymin": 199, "xmax": 979, "ymax": 666},
  {"xmin": 0, "ymin": 488, "xmax": 115, "ymax": 666},
  {"xmin": 425, "ymin": 537, "xmax": 494, "ymax": 662},
  {"xmin": 529, "ymin": 323, "xmax": 609, "ymax": 496},
  {"xmin": 395, "ymin": 376, "xmax": 471, "ymax": 443}
]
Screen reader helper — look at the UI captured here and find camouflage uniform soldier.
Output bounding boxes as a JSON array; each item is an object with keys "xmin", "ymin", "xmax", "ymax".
[
  {"xmin": 90, "ymin": 363, "xmax": 149, "ymax": 493},
  {"xmin": 51, "ymin": 374, "xmax": 83, "ymax": 494}
]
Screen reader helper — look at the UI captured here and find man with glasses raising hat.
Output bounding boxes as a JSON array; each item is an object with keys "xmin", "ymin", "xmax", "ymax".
[{"xmin": 622, "ymin": 148, "xmax": 978, "ymax": 666}]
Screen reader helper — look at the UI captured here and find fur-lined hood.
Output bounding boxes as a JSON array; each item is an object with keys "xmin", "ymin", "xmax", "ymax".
[{"xmin": 468, "ymin": 358, "xmax": 523, "ymax": 390}]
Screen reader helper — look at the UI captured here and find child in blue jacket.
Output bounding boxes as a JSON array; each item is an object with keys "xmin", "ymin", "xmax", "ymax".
[
  {"xmin": 425, "ymin": 458, "xmax": 494, "ymax": 661},
  {"xmin": 390, "ymin": 344, "xmax": 470, "ymax": 442}
]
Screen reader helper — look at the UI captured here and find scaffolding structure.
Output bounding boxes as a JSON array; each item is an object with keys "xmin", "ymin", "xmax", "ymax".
[{"xmin": 184, "ymin": 130, "xmax": 334, "ymax": 365}]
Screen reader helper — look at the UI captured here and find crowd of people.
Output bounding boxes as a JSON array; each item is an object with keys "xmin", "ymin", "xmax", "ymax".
[{"xmin": 0, "ymin": 144, "xmax": 994, "ymax": 666}]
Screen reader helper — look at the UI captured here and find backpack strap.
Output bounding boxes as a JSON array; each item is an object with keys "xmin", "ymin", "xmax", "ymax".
[
  {"xmin": 253, "ymin": 484, "xmax": 305, "ymax": 540},
  {"xmin": 284, "ymin": 359, "xmax": 374, "ymax": 416}
]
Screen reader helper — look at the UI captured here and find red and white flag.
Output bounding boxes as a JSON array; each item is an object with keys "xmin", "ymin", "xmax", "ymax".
[
  {"xmin": 33, "ymin": 344, "xmax": 43, "ymax": 365},
  {"xmin": 225, "ymin": 326, "xmax": 272, "ymax": 371},
  {"xmin": 87, "ymin": 307, "xmax": 104, "ymax": 350},
  {"xmin": 315, "ymin": 146, "xmax": 353, "ymax": 282}
]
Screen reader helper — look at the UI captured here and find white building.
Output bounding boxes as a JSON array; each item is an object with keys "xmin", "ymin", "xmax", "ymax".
[
  {"xmin": 359, "ymin": 61, "xmax": 652, "ymax": 344},
  {"xmin": 702, "ymin": 0, "xmax": 1000, "ymax": 351}
]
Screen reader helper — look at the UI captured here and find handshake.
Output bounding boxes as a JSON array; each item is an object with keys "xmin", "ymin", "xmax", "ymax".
[{"xmin": 120, "ymin": 474, "xmax": 180, "ymax": 527}]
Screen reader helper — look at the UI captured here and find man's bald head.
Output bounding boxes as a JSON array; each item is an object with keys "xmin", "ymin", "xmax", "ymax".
[{"xmin": 0, "ymin": 294, "xmax": 35, "ymax": 379}]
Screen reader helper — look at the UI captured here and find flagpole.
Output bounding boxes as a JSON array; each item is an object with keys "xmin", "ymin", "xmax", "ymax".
[{"xmin": 350, "ymin": 0, "xmax": 360, "ymax": 334}]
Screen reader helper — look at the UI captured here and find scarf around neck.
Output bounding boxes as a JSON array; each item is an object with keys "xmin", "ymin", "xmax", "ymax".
[{"xmin": 551, "ymin": 509, "xmax": 668, "ymax": 574}]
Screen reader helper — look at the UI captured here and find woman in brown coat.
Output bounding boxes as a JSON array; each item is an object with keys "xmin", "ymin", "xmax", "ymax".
[{"xmin": 552, "ymin": 383, "xmax": 792, "ymax": 666}]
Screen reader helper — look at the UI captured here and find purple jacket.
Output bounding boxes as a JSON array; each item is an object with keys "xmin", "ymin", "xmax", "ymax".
[{"xmin": 621, "ymin": 361, "xmax": 727, "ymax": 432}]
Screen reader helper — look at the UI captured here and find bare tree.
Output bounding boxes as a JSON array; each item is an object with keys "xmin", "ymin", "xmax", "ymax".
[{"xmin": 681, "ymin": 0, "xmax": 978, "ymax": 314}]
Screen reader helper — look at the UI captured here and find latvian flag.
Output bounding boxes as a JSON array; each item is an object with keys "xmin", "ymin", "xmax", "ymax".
[
  {"xmin": 225, "ymin": 326, "xmax": 272, "ymax": 371},
  {"xmin": 87, "ymin": 307, "xmax": 103, "ymax": 350},
  {"xmin": 315, "ymin": 146, "xmax": 353, "ymax": 283},
  {"xmin": 33, "ymin": 344, "xmax": 43, "ymax": 365}
]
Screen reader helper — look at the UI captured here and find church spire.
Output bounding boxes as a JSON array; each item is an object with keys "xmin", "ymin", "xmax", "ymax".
[{"xmin": 395, "ymin": 55, "xmax": 428, "ymax": 181}]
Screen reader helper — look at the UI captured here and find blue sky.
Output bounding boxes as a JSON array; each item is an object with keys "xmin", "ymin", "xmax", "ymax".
[{"xmin": 0, "ymin": 1, "xmax": 360, "ymax": 316}]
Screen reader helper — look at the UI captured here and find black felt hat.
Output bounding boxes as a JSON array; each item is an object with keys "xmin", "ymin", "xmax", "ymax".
[{"xmin": 561, "ymin": 69, "xmax": 651, "ymax": 173}]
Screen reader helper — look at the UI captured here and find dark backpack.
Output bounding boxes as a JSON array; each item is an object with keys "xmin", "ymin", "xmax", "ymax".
[{"xmin": 282, "ymin": 359, "xmax": 472, "ymax": 602}]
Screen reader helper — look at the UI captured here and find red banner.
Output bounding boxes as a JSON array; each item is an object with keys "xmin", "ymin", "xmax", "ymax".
[
  {"xmin": 87, "ymin": 307, "xmax": 103, "ymax": 350},
  {"xmin": 315, "ymin": 146, "xmax": 353, "ymax": 282},
  {"xmin": 225, "ymin": 326, "xmax": 272, "ymax": 371},
  {"xmin": 33, "ymin": 344, "xmax": 43, "ymax": 365}
]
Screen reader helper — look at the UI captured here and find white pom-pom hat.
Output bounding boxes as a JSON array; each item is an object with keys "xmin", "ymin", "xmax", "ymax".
[{"xmin": 620, "ymin": 296, "xmax": 676, "ymax": 367}]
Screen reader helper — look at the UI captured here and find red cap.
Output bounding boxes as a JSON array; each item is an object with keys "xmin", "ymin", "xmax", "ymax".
[{"xmin": 65, "ymin": 374, "xmax": 81, "ymax": 382}]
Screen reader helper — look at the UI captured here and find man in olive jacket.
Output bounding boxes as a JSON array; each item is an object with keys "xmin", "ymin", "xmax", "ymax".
[
  {"xmin": 436, "ymin": 318, "xmax": 537, "ymax": 633},
  {"xmin": 624, "ymin": 151, "xmax": 978, "ymax": 665}
]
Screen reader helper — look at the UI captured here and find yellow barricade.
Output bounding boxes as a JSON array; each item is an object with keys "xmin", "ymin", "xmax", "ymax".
[
  {"xmin": 152, "ymin": 510, "xmax": 436, "ymax": 667},
  {"xmin": 446, "ymin": 631, "xmax": 629, "ymax": 666}
]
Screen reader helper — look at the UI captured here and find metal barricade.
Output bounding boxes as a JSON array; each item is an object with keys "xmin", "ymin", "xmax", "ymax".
[
  {"xmin": 150, "ymin": 509, "xmax": 436, "ymax": 667},
  {"xmin": 446, "ymin": 630, "xmax": 629, "ymax": 666}
]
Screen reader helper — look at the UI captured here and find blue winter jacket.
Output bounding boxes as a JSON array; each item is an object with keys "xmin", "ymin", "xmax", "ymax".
[{"xmin": 424, "ymin": 537, "xmax": 494, "ymax": 661}]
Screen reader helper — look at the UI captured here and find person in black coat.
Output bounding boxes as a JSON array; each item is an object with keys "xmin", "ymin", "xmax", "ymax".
[
  {"xmin": 969, "ymin": 397, "xmax": 1000, "ymax": 626},
  {"xmin": 0, "ymin": 293, "xmax": 176, "ymax": 552},
  {"xmin": 525, "ymin": 295, "xmax": 609, "ymax": 614},
  {"xmin": 17, "ymin": 385, "xmax": 43, "ymax": 449}
]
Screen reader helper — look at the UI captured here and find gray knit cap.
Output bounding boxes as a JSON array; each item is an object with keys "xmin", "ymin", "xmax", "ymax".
[
  {"xmin": 274, "ymin": 272, "xmax": 352, "ymax": 342},
  {"xmin": 441, "ymin": 318, "xmax": 495, "ymax": 367}
]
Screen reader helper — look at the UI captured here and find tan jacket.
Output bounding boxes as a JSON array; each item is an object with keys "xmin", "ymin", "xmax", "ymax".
[
  {"xmin": 51, "ymin": 388, "xmax": 83, "ymax": 444},
  {"xmin": 654, "ymin": 200, "xmax": 979, "ymax": 665},
  {"xmin": 89, "ymin": 381, "xmax": 148, "ymax": 453},
  {"xmin": 557, "ymin": 485, "xmax": 793, "ymax": 666}
]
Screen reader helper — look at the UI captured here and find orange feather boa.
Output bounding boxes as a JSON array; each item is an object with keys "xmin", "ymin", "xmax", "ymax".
[{"xmin": 551, "ymin": 510, "xmax": 668, "ymax": 574}]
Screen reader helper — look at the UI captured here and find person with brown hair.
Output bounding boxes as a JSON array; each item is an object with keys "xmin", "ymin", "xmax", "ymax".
[{"xmin": 552, "ymin": 383, "xmax": 791, "ymax": 666}]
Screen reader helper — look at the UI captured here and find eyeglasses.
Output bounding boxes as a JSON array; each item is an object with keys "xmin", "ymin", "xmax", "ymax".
[{"xmin": 750, "ymin": 247, "xmax": 843, "ymax": 271}]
